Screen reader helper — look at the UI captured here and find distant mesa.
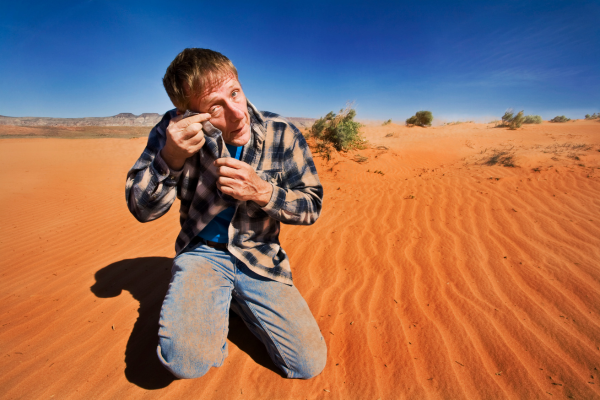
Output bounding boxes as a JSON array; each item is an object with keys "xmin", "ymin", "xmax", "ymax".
[
  {"xmin": 0, "ymin": 113, "xmax": 164, "ymax": 127},
  {"xmin": 0, "ymin": 113, "xmax": 316, "ymax": 128},
  {"xmin": 285, "ymin": 117, "xmax": 316, "ymax": 129}
]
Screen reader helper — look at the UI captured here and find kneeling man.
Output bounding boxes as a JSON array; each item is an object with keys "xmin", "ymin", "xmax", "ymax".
[{"xmin": 126, "ymin": 48, "xmax": 326, "ymax": 379}]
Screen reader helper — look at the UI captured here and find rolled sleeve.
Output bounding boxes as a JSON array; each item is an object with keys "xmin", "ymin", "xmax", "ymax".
[
  {"xmin": 125, "ymin": 110, "xmax": 181, "ymax": 222},
  {"xmin": 260, "ymin": 182, "xmax": 286, "ymax": 214},
  {"xmin": 151, "ymin": 150, "xmax": 183, "ymax": 184},
  {"xmin": 246, "ymin": 126, "xmax": 322, "ymax": 225}
]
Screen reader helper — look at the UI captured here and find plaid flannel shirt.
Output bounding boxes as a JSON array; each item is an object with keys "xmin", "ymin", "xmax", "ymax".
[{"xmin": 125, "ymin": 101, "xmax": 323, "ymax": 285}]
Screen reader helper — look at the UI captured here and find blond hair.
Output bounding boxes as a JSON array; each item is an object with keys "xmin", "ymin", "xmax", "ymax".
[{"xmin": 163, "ymin": 48, "xmax": 238, "ymax": 111}]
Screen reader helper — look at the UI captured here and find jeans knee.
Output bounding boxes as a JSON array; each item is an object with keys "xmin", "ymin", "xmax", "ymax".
[
  {"xmin": 290, "ymin": 337, "xmax": 327, "ymax": 379},
  {"xmin": 157, "ymin": 336, "xmax": 225, "ymax": 379}
]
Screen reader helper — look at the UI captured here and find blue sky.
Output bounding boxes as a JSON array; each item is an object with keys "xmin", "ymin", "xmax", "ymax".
[{"xmin": 1, "ymin": 0, "xmax": 598, "ymax": 120}]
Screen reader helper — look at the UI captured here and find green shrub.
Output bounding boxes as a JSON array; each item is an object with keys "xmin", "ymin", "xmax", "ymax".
[
  {"xmin": 585, "ymin": 113, "xmax": 599, "ymax": 120},
  {"xmin": 382, "ymin": 119, "xmax": 392, "ymax": 126},
  {"xmin": 550, "ymin": 115, "xmax": 571, "ymax": 123},
  {"xmin": 498, "ymin": 109, "xmax": 525, "ymax": 129},
  {"xmin": 523, "ymin": 115, "xmax": 542, "ymax": 124},
  {"xmin": 310, "ymin": 114, "xmax": 329, "ymax": 140},
  {"xmin": 509, "ymin": 111, "xmax": 524, "ymax": 129},
  {"xmin": 315, "ymin": 141, "xmax": 332, "ymax": 161},
  {"xmin": 309, "ymin": 105, "xmax": 364, "ymax": 151},
  {"xmin": 501, "ymin": 111, "xmax": 514, "ymax": 125},
  {"xmin": 405, "ymin": 111, "xmax": 433, "ymax": 127}
]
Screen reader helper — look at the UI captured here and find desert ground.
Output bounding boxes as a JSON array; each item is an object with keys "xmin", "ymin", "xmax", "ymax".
[{"xmin": 1, "ymin": 119, "xmax": 599, "ymax": 399}]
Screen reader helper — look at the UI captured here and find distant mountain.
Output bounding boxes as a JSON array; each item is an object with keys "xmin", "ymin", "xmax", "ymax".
[
  {"xmin": 0, "ymin": 113, "xmax": 164, "ymax": 127},
  {"xmin": 0, "ymin": 114, "xmax": 316, "ymax": 128},
  {"xmin": 284, "ymin": 117, "xmax": 317, "ymax": 129}
]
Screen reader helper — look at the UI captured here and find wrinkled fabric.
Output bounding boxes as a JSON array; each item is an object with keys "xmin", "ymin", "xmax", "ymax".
[{"xmin": 157, "ymin": 240, "xmax": 327, "ymax": 379}]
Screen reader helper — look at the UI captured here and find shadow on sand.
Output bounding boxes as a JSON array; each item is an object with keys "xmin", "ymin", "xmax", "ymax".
[{"xmin": 91, "ymin": 257, "xmax": 282, "ymax": 390}]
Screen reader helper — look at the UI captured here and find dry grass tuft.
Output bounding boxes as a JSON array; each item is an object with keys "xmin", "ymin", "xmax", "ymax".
[
  {"xmin": 480, "ymin": 147, "xmax": 517, "ymax": 167},
  {"xmin": 352, "ymin": 154, "xmax": 368, "ymax": 163}
]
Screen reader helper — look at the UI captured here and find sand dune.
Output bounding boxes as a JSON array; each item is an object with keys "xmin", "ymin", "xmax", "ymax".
[{"xmin": 1, "ymin": 120, "xmax": 599, "ymax": 399}]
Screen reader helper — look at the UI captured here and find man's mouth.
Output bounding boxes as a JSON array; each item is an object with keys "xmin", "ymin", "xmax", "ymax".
[{"xmin": 229, "ymin": 125, "xmax": 245, "ymax": 136}]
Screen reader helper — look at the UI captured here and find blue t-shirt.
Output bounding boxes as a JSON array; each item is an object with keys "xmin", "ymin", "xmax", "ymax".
[{"xmin": 197, "ymin": 143, "xmax": 243, "ymax": 243}]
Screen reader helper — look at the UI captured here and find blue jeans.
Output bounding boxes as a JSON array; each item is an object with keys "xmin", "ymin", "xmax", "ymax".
[{"xmin": 156, "ymin": 239, "xmax": 327, "ymax": 379}]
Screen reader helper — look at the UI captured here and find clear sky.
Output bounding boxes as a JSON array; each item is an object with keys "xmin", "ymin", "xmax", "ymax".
[{"xmin": 1, "ymin": 0, "xmax": 599, "ymax": 121}]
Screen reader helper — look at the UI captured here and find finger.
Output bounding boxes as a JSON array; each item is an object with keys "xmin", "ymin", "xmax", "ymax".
[
  {"xmin": 216, "ymin": 181, "xmax": 235, "ymax": 196},
  {"xmin": 217, "ymin": 165, "xmax": 240, "ymax": 178},
  {"xmin": 218, "ymin": 176, "xmax": 237, "ymax": 187},
  {"xmin": 187, "ymin": 134, "xmax": 205, "ymax": 151},
  {"xmin": 181, "ymin": 122, "xmax": 205, "ymax": 139},
  {"xmin": 214, "ymin": 157, "xmax": 244, "ymax": 168},
  {"xmin": 179, "ymin": 113, "xmax": 212, "ymax": 127},
  {"xmin": 188, "ymin": 129, "xmax": 205, "ymax": 145}
]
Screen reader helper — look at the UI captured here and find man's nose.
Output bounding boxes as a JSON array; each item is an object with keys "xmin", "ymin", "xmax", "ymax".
[{"xmin": 225, "ymin": 101, "xmax": 245, "ymax": 121}]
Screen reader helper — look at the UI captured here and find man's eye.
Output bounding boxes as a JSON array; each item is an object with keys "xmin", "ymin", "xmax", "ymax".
[
  {"xmin": 231, "ymin": 90, "xmax": 238, "ymax": 98},
  {"xmin": 209, "ymin": 106, "xmax": 222, "ymax": 115}
]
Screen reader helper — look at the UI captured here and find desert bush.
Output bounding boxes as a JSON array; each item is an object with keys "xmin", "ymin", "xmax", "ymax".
[
  {"xmin": 382, "ymin": 119, "xmax": 392, "ymax": 126},
  {"xmin": 314, "ymin": 141, "xmax": 332, "ymax": 161},
  {"xmin": 550, "ymin": 115, "xmax": 570, "ymax": 123},
  {"xmin": 406, "ymin": 111, "xmax": 433, "ymax": 127},
  {"xmin": 445, "ymin": 121, "xmax": 473, "ymax": 125},
  {"xmin": 509, "ymin": 111, "xmax": 524, "ymax": 129},
  {"xmin": 310, "ymin": 113, "xmax": 330, "ymax": 140},
  {"xmin": 309, "ymin": 104, "xmax": 364, "ymax": 151},
  {"xmin": 523, "ymin": 115, "xmax": 542, "ymax": 124},
  {"xmin": 498, "ymin": 109, "xmax": 524, "ymax": 129},
  {"xmin": 585, "ymin": 113, "xmax": 599, "ymax": 119},
  {"xmin": 501, "ymin": 111, "xmax": 514, "ymax": 125}
]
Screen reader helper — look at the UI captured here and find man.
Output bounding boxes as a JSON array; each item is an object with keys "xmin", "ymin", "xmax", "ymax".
[{"xmin": 125, "ymin": 48, "xmax": 326, "ymax": 380}]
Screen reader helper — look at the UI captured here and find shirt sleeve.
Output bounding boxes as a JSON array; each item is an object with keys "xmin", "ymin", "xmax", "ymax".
[
  {"xmin": 257, "ymin": 128, "xmax": 323, "ymax": 225},
  {"xmin": 125, "ymin": 111, "xmax": 182, "ymax": 222}
]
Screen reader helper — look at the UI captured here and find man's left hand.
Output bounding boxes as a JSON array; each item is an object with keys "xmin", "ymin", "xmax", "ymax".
[{"xmin": 214, "ymin": 158, "xmax": 273, "ymax": 207}]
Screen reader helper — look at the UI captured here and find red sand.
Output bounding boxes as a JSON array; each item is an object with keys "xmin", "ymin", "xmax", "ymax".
[{"xmin": 1, "ymin": 120, "xmax": 600, "ymax": 399}]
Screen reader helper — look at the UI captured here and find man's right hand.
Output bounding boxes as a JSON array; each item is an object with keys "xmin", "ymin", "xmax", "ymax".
[{"xmin": 160, "ymin": 112, "xmax": 211, "ymax": 171}]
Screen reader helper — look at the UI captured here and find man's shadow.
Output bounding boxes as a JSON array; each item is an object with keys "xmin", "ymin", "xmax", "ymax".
[{"xmin": 91, "ymin": 257, "xmax": 282, "ymax": 390}]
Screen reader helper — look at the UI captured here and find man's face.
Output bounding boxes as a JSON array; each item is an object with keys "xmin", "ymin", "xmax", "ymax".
[{"xmin": 188, "ymin": 76, "xmax": 251, "ymax": 146}]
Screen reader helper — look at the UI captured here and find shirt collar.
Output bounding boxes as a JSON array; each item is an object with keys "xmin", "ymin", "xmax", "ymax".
[{"xmin": 246, "ymin": 100, "xmax": 266, "ymax": 139}]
